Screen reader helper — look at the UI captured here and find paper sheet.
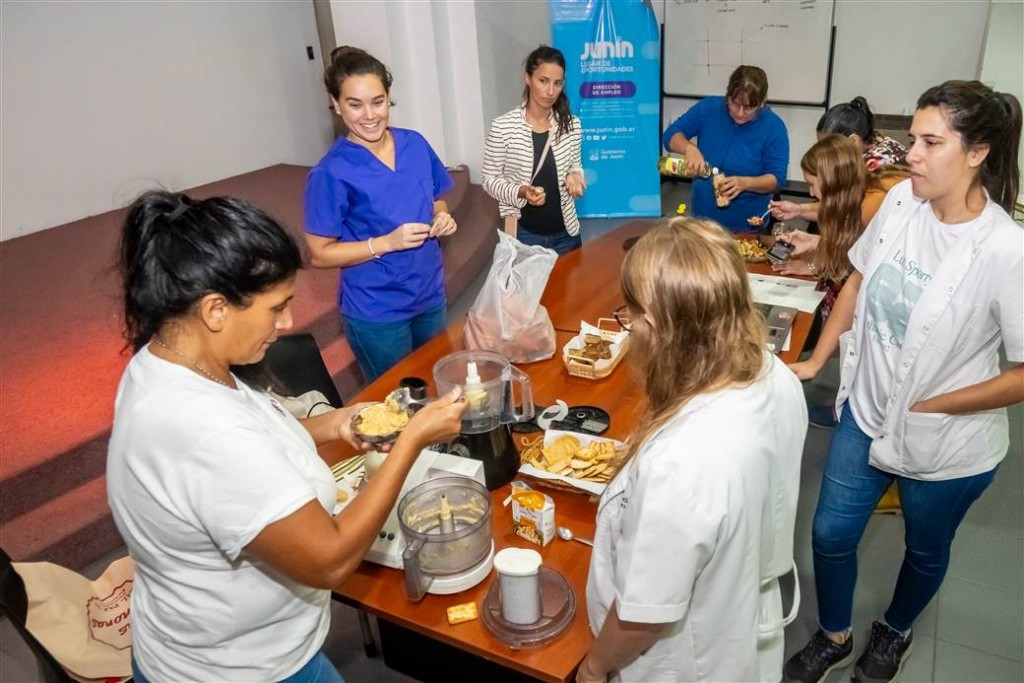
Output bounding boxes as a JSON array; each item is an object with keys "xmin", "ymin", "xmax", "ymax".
[{"xmin": 747, "ymin": 273, "xmax": 826, "ymax": 314}]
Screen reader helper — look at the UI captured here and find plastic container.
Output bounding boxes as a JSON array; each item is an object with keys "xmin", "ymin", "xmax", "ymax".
[
  {"xmin": 493, "ymin": 548, "xmax": 542, "ymax": 625},
  {"xmin": 433, "ymin": 350, "xmax": 534, "ymax": 434},
  {"xmin": 398, "ymin": 476, "xmax": 492, "ymax": 601},
  {"xmin": 481, "ymin": 566, "xmax": 576, "ymax": 649}
]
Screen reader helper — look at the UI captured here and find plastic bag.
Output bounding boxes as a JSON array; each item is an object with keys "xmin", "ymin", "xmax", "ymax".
[{"xmin": 464, "ymin": 231, "xmax": 557, "ymax": 363}]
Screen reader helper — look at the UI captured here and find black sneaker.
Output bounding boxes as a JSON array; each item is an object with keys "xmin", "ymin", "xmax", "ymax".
[
  {"xmin": 852, "ymin": 621, "xmax": 913, "ymax": 683},
  {"xmin": 784, "ymin": 629, "xmax": 855, "ymax": 683}
]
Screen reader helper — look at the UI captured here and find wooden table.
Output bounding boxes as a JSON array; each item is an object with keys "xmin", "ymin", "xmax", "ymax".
[
  {"xmin": 326, "ymin": 220, "xmax": 816, "ymax": 681},
  {"xmin": 325, "ymin": 324, "xmax": 641, "ymax": 683},
  {"xmin": 540, "ymin": 220, "xmax": 816, "ymax": 364}
]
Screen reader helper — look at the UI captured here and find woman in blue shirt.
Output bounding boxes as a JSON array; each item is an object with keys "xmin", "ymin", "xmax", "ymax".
[
  {"xmin": 305, "ymin": 47, "xmax": 456, "ymax": 382},
  {"xmin": 662, "ymin": 65, "xmax": 789, "ymax": 231}
]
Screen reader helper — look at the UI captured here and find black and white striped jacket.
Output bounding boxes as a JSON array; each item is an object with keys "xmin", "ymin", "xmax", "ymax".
[{"xmin": 482, "ymin": 105, "xmax": 584, "ymax": 236}]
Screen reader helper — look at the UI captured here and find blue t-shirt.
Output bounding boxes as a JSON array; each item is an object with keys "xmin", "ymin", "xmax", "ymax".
[
  {"xmin": 662, "ymin": 96, "xmax": 789, "ymax": 231},
  {"xmin": 304, "ymin": 128, "xmax": 455, "ymax": 322}
]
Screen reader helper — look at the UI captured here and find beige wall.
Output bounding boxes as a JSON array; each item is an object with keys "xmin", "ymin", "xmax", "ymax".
[{"xmin": 1, "ymin": 1, "xmax": 334, "ymax": 240}]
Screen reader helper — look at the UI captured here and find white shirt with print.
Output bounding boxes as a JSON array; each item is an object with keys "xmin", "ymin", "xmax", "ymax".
[
  {"xmin": 850, "ymin": 208, "xmax": 974, "ymax": 433},
  {"xmin": 836, "ymin": 179, "xmax": 1024, "ymax": 480}
]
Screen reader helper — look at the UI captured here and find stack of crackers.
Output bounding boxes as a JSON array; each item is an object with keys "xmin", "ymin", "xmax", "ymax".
[{"xmin": 519, "ymin": 432, "xmax": 620, "ymax": 495}]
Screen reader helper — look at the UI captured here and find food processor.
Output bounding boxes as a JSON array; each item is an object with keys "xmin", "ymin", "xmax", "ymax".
[
  {"xmin": 398, "ymin": 476, "xmax": 494, "ymax": 601},
  {"xmin": 433, "ymin": 350, "xmax": 534, "ymax": 490}
]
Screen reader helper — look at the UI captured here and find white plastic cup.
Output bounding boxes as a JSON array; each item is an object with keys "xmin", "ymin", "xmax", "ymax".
[{"xmin": 493, "ymin": 547, "xmax": 542, "ymax": 625}]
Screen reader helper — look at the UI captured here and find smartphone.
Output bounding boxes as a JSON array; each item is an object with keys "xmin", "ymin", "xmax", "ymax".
[{"xmin": 766, "ymin": 239, "xmax": 795, "ymax": 265}]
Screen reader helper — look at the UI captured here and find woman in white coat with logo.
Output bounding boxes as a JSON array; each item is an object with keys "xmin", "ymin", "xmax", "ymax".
[
  {"xmin": 785, "ymin": 81, "xmax": 1023, "ymax": 683},
  {"xmin": 577, "ymin": 218, "xmax": 808, "ymax": 682}
]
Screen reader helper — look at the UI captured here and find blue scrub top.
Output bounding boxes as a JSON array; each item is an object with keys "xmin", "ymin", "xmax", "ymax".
[
  {"xmin": 662, "ymin": 96, "xmax": 789, "ymax": 231},
  {"xmin": 304, "ymin": 128, "xmax": 455, "ymax": 322}
]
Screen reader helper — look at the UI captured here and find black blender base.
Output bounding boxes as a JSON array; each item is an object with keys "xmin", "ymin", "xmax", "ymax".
[{"xmin": 447, "ymin": 425, "xmax": 519, "ymax": 490}]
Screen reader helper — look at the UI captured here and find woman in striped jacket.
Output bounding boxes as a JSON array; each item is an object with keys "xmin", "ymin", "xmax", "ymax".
[{"xmin": 482, "ymin": 46, "xmax": 586, "ymax": 255}]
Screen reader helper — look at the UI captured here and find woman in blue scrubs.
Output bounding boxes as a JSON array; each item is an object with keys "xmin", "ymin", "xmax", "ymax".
[
  {"xmin": 304, "ymin": 47, "xmax": 456, "ymax": 382},
  {"xmin": 662, "ymin": 65, "xmax": 789, "ymax": 232}
]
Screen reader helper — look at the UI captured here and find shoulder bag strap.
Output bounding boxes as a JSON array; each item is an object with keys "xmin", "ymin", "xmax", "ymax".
[{"xmin": 505, "ymin": 130, "xmax": 554, "ymax": 237}]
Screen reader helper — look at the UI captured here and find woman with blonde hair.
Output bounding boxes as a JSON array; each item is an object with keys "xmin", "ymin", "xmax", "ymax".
[
  {"xmin": 775, "ymin": 135, "xmax": 909, "ymax": 322},
  {"xmin": 773, "ymin": 135, "xmax": 908, "ymax": 429},
  {"xmin": 578, "ymin": 219, "xmax": 807, "ymax": 682}
]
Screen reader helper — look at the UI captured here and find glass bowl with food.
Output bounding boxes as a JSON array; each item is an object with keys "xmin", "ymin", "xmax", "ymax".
[{"xmin": 352, "ymin": 393, "xmax": 414, "ymax": 445}]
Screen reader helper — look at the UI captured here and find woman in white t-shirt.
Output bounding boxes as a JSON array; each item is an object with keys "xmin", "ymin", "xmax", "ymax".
[
  {"xmin": 785, "ymin": 81, "xmax": 1023, "ymax": 683},
  {"xmin": 107, "ymin": 191, "xmax": 465, "ymax": 683},
  {"xmin": 578, "ymin": 219, "xmax": 807, "ymax": 682}
]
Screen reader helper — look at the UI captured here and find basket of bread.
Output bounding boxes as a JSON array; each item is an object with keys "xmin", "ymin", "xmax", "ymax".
[
  {"xmin": 518, "ymin": 430, "xmax": 623, "ymax": 496},
  {"xmin": 562, "ymin": 318, "xmax": 629, "ymax": 380}
]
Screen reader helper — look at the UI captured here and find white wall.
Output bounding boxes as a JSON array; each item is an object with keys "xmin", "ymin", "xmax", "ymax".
[
  {"xmin": 980, "ymin": 0, "xmax": 1024, "ymax": 204},
  {"xmin": 660, "ymin": 0, "xmax": 993, "ymax": 181},
  {"xmin": 1, "ymin": 1, "xmax": 335, "ymax": 240},
  {"xmin": 473, "ymin": 0, "xmax": 552, "ymax": 128},
  {"xmin": 328, "ymin": 0, "xmax": 489, "ymax": 181},
  {"xmin": 831, "ymin": 1, "xmax": 990, "ymax": 116}
]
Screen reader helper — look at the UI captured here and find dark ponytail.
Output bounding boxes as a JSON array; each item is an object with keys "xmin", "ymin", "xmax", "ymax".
[
  {"xmin": 523, "ymin": 46, "xmax": 574, "ymax": 141},
  {"xmin": 324, "ymin": 45, "xmax": 393, "ymax": 100},
  {"xmin": 917, "ymin": 80, "xmax": 1022, "ymax": 213},
  {"xmin": 817, "ymin": 96, "xmax": 876, "ymax": 140},
  {"xmin": 118, "ymin": 191, "xmax": 302, "ymax": 352}
]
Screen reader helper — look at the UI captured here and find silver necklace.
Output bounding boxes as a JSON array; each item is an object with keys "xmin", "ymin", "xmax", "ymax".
[{"xmin": 151, "ymin": 337, "xmax": 235, "ymax": 389}]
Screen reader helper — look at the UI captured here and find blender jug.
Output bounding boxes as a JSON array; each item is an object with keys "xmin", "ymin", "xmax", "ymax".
[{"xmin": 433, "ymin": 350, "xmax": 534, "ymax": 489}]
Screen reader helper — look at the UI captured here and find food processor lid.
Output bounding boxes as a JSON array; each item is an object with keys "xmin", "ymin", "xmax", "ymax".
[
  {"xmin": 481, "ymin": 566, "xmax": 576, "ymax": 649},
  {"xmin": 493, "ymin": 548, "xmax": 542, "ymax": 577}
]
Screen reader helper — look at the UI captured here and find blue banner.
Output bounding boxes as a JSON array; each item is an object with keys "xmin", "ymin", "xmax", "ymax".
[{"xmin": 550, "ymin": 0, "xmax": 661, "ymax": 218}]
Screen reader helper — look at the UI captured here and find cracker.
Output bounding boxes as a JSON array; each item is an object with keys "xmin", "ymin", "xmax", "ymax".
[{"xmin": 446, "ymin": 602, "xmax": 478, "ymax": 625}]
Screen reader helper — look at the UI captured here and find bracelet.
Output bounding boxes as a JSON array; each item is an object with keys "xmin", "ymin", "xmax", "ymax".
[{"xmin": 367, "ymin": 238, "xmax": 380, "ymax": 259}]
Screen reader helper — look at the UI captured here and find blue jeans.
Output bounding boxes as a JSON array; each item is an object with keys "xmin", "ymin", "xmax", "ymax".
[
  {"xmin": 516, "ymin": 225, "xmax": 582, "ymax": 255},
  {"xmin": 132, "ymin": 651, "xmax": 344, "ymax": 683},
  {"xmin": 812, "ymin": 404, "xmax": 996, "ymax": 633},
  {"xmin": 344, "ymin": 303, "xmax": 446, "ymax": 382}
]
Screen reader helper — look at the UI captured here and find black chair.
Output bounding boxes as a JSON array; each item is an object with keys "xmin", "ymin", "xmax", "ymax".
[
  {"xmin": 255, "ymin": 334, "xmax": 379, "ymax": 657},
  {"xmin": 260, "ymin": 333, "xmax": 344, "ymax": 409},
  {"xmin": 0, "ymin": 547, "xmax": 75, "ymax": 683}
]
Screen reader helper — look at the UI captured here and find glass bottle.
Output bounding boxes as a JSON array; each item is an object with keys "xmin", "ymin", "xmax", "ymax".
[{"xmin": 712, "ymin": 167, "xmax": 730, "ymax": 208}]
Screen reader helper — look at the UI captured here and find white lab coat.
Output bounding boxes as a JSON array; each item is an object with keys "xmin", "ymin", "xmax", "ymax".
[
  {"xmin": 586, "ymin": 354, "xmax": 807, "ymax": 682},
  {"xmin": 838, "ymin": 180, "xmax": 1024, "ymax": 479}
]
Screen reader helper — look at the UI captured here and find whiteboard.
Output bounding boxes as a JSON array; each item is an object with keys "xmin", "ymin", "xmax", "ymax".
[{"xmin": 663, "ymin": 0, "xmax": 835, "ymax": 105}]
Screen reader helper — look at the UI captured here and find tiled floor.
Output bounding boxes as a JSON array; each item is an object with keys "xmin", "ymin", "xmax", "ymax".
[{"xmin": 3, "ymin": 184, "xmax": 1021, "ymax": 682}]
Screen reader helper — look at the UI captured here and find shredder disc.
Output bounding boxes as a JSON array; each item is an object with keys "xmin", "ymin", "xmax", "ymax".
[{"xmin": 549, "ymin": 405, "xmax": 610, "ymax": 435}]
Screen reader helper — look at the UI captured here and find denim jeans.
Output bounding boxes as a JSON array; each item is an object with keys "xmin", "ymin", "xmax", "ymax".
[
  {"xmin": 516, "ymin": 225, "xmax": 582, "ymax": 255},
  {"xmin": 132, "ymin": 651, "xmax": 344, "ymax": 683},
  {"xmin": 344, "ymin": 303, "xmax": 447, "ymax": 382},
  {"xmin": 812, "ymin": 404, "xmax": 996, "ymax": 633}
]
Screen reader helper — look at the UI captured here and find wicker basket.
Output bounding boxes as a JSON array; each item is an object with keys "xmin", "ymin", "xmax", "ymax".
[
  {"xmin": 519, "ymin": 471, "xmax": 603, "ymax": 496},
  {"xmin": 563, "ymin": 318, "xmax": 629, "ymax": 380}
]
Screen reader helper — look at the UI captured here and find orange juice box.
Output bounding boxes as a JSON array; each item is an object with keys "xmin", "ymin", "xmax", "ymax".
[{"xmin": 508, "ymin": 481, "xmax": 555, "ymax": 547}]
